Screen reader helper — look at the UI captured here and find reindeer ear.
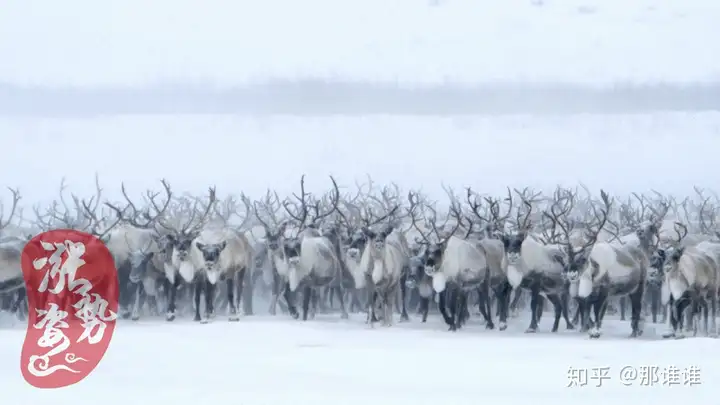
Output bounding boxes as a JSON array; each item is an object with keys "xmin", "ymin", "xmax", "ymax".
[
  {"xmin": 196, "ymin": 242, "xmax": 205, "ymax": 250},
  {"xmin": 218, "ymin": 241, "xmax": 227, "ymax": 251}
]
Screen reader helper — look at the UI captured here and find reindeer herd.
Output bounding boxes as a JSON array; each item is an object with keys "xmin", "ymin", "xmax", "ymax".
[{"xmin": 2, "ymin": 175, "xmax": 720, "ymax": 339}]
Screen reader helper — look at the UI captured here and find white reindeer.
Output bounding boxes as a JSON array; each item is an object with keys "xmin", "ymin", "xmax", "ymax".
[
  {"xmin": 573, "ymin": 209, "xmax": 661, "ymax": 339},
  {"xmin": 280, "ymin": 175, "xmax": 347, "ymax": 321},
  {"xmin": 351, "ymin": 224, "xmax": 409, "ymax": 326},
  {"xmin": 191, "ymin": 226, "xmax": 254, "ymax": 323},
  {"xmin": 661, "ymin": 240, "xmax": 720, "ymax": 338},
  {"xmin": 411, "ymin": 195, "xmax": 489, "ymax": 331}
]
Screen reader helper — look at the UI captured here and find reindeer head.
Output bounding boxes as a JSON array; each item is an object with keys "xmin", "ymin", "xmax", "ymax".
[
  {"xmin": 648, "ymin": 248, "xmax": 667, "ymax": 282},
  {"xmin": 365, "ymin": 224, "xmax": 394, "ymax": 257},
  {"xmin": 345, "ymin": 228, "xmax": 368, "ymax": 261},
  {"xmin": 663, "ymin": 246, "xmax": 684, "ymax": 276},
  {"xmin": 195, "ymin": 241, "xmax": 227, "ymax": 271},
  {"xmin": 501, "ymin": 231, "xmax": 526, "ymax": 266},
  {"xmin": 264, "ymin": 221, "xmax": 289, "ymax": 252},
  {"xmin": 405, "ymin": 246, "xmax": 429, "ymax": 289},
  {"xmin": 283, "ymin": 237, "xmax": 302, "ymax": 266}
]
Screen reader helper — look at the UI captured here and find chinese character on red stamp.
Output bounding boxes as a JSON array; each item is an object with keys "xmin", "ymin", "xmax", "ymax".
[{"xmin": 20, "ymin": 230, "xmax": 118, "ymax": 389}]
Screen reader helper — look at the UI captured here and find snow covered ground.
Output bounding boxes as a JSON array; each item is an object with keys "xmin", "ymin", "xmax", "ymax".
[
  {"xmin": 0, "ymin": 312, "xmax": 716, "ymax": 404},
  {"xmin": 1, "ymin": 0, "xmax": 718, "ymax": 86},
  {"xmin": 1, "ymin": 112, "xmax": 719, "ymax": 207}
]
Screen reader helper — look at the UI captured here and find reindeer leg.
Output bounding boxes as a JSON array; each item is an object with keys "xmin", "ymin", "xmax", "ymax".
[
  {"xmin": 476, "ymin": 288, "xmax": 493, "ymax": 329},
  {"xmin": 165, "ymin": 277, "xmax": 179, "ymax": 321},
  {"xmin": 700, "ymin": 297, "xmax": 709, "ymax": 336},
  {"xmin": 589, "ymin": 291, "xmax": 608, "ymax": 338},
  {"xmin": 674, "ymin": 296, "xmax": 691, "ymax": 339},
  {"xmin": 526, "ymin": 287, "xmax": 540, "ymax": 333},
  {"xmin": 619, "ymin": 296, "xmax": 627, "ymax": 321},
  {"xmin": 399, "ymin": 272, "xmax": 409, "ymax": 322},
  {"xmin": 450, "ymin": 290, "xmax": 463, "ymax": 332},
  {"xmin": 233, "ymin": 267, "xmax": 247, "ymax": 315},
  {"xmin": 420, "ymin": 297, "xmax": 430, "ymax": 322},
  {"xmin": 336, "ymin": 286, "xmax": 349, "ymax": 319},
  {"xmin": 193, "ymin": 279, "xmax": 202, "ymax": 322},
  {"xmin": 437, "ymin": 290, "xmax": 454, "ymax": 329},
  {"xmin": 241, "ymin": 267, "xmax": 254, "ymax": 316},
  {"xmin": 269, "ymin": 272, "xmax": 281, "ymax": 316},
  {"xmin": 201, "ymin": 280, "xmax": 215, "ymax": 323},
  {"xmin": 10, "ymin": 289, "xmax": 27, "ymax": 321},
  {"xmin": 710, "ymin": 291, "xmax": 718, "ymax": 337},
  {"xmin": 495, "ymin": 281, "xmax": 511, "ymax": 331},
  {"xmin": 628, "ymin": 284, "xmax": 645, "ymax": 338},
  {"xmin": 510, "ymin": 288, "xmax": 523, "ymax": 317},
  {"xmin": 662, "ymin": 298, "xmax": 676, "ymax": 338},
  {"xmin": 227, "ymin": 271, "xmax": 239, "ymax": 322},
  {"xmin": 546, "ymin": 293, "xmax": 563, "ymax": 332},
  {"xmin": 283, "ymin": 282, "xmax": 299, "ymax": 319},
  {"xmin": 131, "ymin": 282, "xmax": 143, "ymax": 321},
  {"xmin": 650, "ymin": 286, "xmax": 659, "ymax": 323},
  {"xmin": 301, "ymin": 285, "xmax": 312, "ymax": 321}
]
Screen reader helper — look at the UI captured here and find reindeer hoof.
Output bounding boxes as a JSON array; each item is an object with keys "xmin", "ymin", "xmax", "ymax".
[
  {"xmin": 228, "ymin": 316, "xmax": 240, "ymax": 322},
  {"xmin": 341, "ymin": 312, "xmax": 349, "ymax": 320},
  {"xmin": 486, "ymin": 323, "xmax": 495, "ymax": 330},
  {"xmin": 524, "ymin": 328, "xmax": 537, "ymax": 334},
  {"xmin": 200, "ymin": 319, "xmax": 211, "ymax": 324},
  {"xmin": 661, "ymin": 331, "xmax": 675, "ymax": 339},
  {"xmin": 131, "ymin": 315, "xmax": 140, "ymax": 322},
  {"xmin": 268, "ymin": 308, "xmax": 276, "ymax": 316},
  {"xmin": 400, "ymin": 315, "xmax": 409, "ymax": 322},
  {"xmin": 165, "ymin": 313, "xmax": 176, "ymax": 322},
  {"xmin": 566, "ymin": 323, "xmax": 575, "ymax": 330},
  {"xmin": 674, "ymin": 333, "xmax": 685, "ymax": 340},
  {"xmin": 498, "ymin": 322, "xmax": 507, "ymax": 331}
]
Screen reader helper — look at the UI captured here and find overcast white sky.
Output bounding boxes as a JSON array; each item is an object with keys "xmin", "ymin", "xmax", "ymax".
[{"xmin": 1, "ymin": 0, "xmax": 718, "ymax": 87}]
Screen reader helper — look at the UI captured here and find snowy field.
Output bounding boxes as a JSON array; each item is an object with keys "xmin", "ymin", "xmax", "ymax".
[
  {"xmin": 1, "ymin": 0, "xmax": 718, "ymax": 86},
  {"xmin": 0, "ymin": 312, "xmax": 716, "ymax": 404},
  {"xmin": 1, "ymin": 112, "xmax": 719, "ymax": 207}
]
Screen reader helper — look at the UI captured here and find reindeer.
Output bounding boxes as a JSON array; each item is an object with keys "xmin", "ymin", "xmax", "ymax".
[
  {"xmin": 347, "ymin": 207, "xmax": 409, "ymax": 327},
  {"xmin": 660, "ymin": 236, "xmax": 720, "ymax": 338},
  {"xmin": 413, "ymin": 191, "xmax": 497, "ymax": 331},
  {"xmin": 191, "ymin": 223, "xmax": 254, "ymax": 323},
  {"xmin": 500, "ymin": 187, "xmax": 575, "ymax": 333},
  {"xmin": 0, "ymin": 188, "xmax": 23, "ymax": 300},
  {"xmin": 336, "ymin": 185, "xmax": 409, "ymax": 323},
  {"xmin": 152, "ymin": 187, "xmax": 217, "ymax": 321},
  {"xmin": 464, "ymin": 186, "xmax": 515, "ymax": 330},
  {"xmin": 103, "ymin": 180, "xmax": 173, "ymax": 321},
  {"xmin": 281, "ymin": 176, "xmax": 348, "ymax": 321},
  {"xmin": 570, "ymin": 193, "xmax": 663, "ymax": 338}
]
